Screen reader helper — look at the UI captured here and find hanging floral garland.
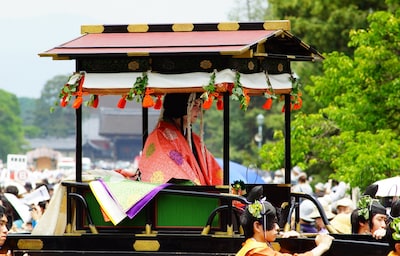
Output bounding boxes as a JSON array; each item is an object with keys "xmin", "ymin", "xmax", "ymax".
[
  {"xmin": 54, "ymin": 70, "xmax": 303, "ymax": 112},
  {"xmin": 261, "ymin": 72, "xmax": 304, "ymax": 112},
  {"xmin": 117, "ymin": 72, "xmax": 155, "ymax": 109},
  {"xmin": 232, "ymin": 71, "xmax": 250, "ymax": 111},
  {"xmin": 262, "ymin": 70, "xmax": 277, "ymax": 110},
  {"xmin": 289, "ymin": 75, "xmax": 303, "ymax": 110},
  {"xmin": 201, "ymin": 70, "xmax": 219, "ymax": 109},
  {"xmin": 53, "ymin": 72, "xmax": 86, "ymax": 112}
]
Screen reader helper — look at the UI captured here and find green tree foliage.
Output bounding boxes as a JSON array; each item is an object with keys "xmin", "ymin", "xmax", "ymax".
[
  {"xmin": 19, "ymin": 97, "xmax": 41, "ymax": 138},
  {"xmin": 261, "ymin": 7, "xmax": 400, "ymax": 191},
  {"xmin": 265, "ymin": 0, "xmax": 390, "ymax": 121},
  {"xmin": 33, "ymin": 75, "xmax": 76, "ymax": 137},
  {"xmin": 0, "ymin": 90, "xmax": 26, "ymax": 162},
  {"xmin": 267, "ymin": 0, "xmax": 387, "ymax": 55}
]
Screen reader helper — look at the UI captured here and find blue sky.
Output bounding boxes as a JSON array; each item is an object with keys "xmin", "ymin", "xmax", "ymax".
[{"xmin": 0, "ymin": 0, "xmax": 241, "ymax": 98}]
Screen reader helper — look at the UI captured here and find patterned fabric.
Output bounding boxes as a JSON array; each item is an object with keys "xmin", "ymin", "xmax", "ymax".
[
  {"xmin": 236, "ymin": 238, "xmax": 313, "ymax": 256},
  {"xmin": 139, "ymin": 121, "xmax": 223, "ymax": 185}
]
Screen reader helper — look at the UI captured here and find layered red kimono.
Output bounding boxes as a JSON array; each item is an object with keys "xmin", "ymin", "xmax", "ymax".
[{"xmin": 139, "ymin": 121, "xmax": 223, "ymax": 185}]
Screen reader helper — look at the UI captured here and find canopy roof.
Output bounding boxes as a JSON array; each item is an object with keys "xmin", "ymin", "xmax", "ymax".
[
  {"xmin": 39, "ymin": 21, "xmax": 323, "ymax": 62},
  {"xmin": 39, "ymin": 21, "xmax": 323, "ymax": 96}
]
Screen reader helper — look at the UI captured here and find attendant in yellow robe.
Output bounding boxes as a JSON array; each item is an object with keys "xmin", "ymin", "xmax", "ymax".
[
  {"xmin": 236, "ymin": 186, "xmax": 333, "ymax": 256},
  {"xmin": 387, "ymin": 216, "xmax": 400, "ymax": 256},
  {"xmin": 139, "ymin": 93, "xmax": 223, "ymax": 185}
]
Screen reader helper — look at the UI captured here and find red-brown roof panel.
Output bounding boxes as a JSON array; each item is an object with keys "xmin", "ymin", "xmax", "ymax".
[
  {"xmin": 62, "ymin": 30, "xmax": 276, "ymax": 48},
  {"xmin": 42, "ymin": 30, "xmax": 277, "ymax": 57}
]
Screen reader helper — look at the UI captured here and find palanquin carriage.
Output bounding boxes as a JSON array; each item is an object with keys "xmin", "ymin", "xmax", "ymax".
[{"xmin": 2, "ymin": 21, "xmax": 390, "ymax": 255}]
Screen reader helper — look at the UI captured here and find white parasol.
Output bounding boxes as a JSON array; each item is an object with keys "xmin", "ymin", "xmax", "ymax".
[
  {"xmin": 3, "ymin": 193, "xmax": 31, "ymax": 223},
  {"xmin": 373, "ymin": 176, "xmax": 400, "ymax": 197}
]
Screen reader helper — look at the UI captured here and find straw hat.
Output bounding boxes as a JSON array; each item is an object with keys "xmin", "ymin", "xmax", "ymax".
[{"xmin": 330, "ymin": 213, "xmax": 351, "ymax": 234}]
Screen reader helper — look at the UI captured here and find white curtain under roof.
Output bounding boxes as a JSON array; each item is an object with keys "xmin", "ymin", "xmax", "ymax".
[{"xmin": 74, "ymin": 69, "xmax": 292, "ymax": 92}]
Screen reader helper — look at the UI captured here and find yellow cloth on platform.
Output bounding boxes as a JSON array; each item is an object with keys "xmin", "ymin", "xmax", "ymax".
[
  {"xmin": 236, "ymin": 238, "xmax": 313, "ymax": 256},
  {"xmin": 139, "ymin": 121, "xmax": 223, "ymax": 185},
  {"xmin": 89, "ymin": 179, "xmax": 169, "ymax": 225}
]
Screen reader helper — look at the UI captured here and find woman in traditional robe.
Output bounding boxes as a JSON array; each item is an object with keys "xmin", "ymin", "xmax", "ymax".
[{"xmin": 139, "ymin": 93, "xmax": 223, "ymax": 185}]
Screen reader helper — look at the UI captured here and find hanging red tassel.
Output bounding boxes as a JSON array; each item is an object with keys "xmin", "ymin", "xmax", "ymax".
[
  {"xmin": 142, "ymin": 88, "xmax": 155, "ymax": 108},
  {"xmin": 203, "ymin": 95, "xmax": 213, "ymax": 109},
  {"xmin": 154, "ymin": 95, "xmax": 162, "ymax": 109},
  {"xmin": 216, "ymin": 96, "xmax": 224, "ymax": 110},
  {"xmin": 262, "ymin": 98, "xmax": 273, "ymax": 110},
  {"xmin": 72, "ymin": 96, "xmax": 83, "ymax": 109},
  {"xmin": 91, "ymin": 95, "xmax": 99, "ymax": 108},
  {"xmin": 117, "ymin": 95, "xmax": 127, "ymax": 109},
  {"xmin": 292, "ymin": 97, "xmax": 302, "ymax": 110},
  {"xmin": 60, "ymin": 95, "xmax": 68, "ymax": 107}
]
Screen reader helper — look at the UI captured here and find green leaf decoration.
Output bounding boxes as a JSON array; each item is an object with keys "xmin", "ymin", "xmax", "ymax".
[
  {"xmin": 248, "ymin": 200, "xmax": 263, "ymax": 219},
  {"xmin": 391, "ymin": 217, "xmax": 400, "ymax": 241}
]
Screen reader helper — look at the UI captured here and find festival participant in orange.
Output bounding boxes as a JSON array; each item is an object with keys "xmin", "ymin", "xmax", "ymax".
[
  {"xmin": 139, "ymin": 93, "xmax": 223, "ymax": 185},
  {"xmin": 387, "ymin": 217, "xmax": 400, "ymax": 256},
  {"xmin": 0, "ymin": 205, "xmax": 11, "ymax": 256},
  {"xmin": 236, "ymin": 187, "xmax": 334, "ymax": 256}
]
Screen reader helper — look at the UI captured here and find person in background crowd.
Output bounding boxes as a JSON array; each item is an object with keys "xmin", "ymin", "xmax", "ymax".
[
  {"xmin": 272, "ymin": 169, "xmax": 284, "ymax": 184},
  {"xmin": 298, "ymin": 199, "xmax": 318, "ymax": 233},
  {"xmin": 139, "ymin": 93, "xmax": 223, "ymax": 185},
  {"xmin": 309, "ymin": 198, "xmax": 336, "ymax": 234},
  {"xmin": 329, "ymin": 197, "xmax": 354, "ymax": 234},
  {"xmin": 236, "ymin": 186, "xmax": 334, "ymax": 256},
  {"xmin": 351, "ymin": 195, "xmax": 387, "ymax": 239},
  {"xmin": 292, "ymin": 172, "xmax": 313, "ymax": 195},
  {"xmin": 324, "ymin": 179, "xmax": 347, "ymax": 204},
  {"xmin": 314, "ymin": 183, "xmax": 326, "ymax": 198},
  {"xmin": 23, "ymin": 182, "xmax": 33, "ymax": 195},
  {"xmin": 334, "ymin": 197, "xmax": 354, "ymax": 214},
  {"xmin": 290, "ymin": 166, "xmax": 302, "ymax": 185},
  {"xmin": 4, "ymin": 186, "xmax": 19, "ymax": 198}
]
